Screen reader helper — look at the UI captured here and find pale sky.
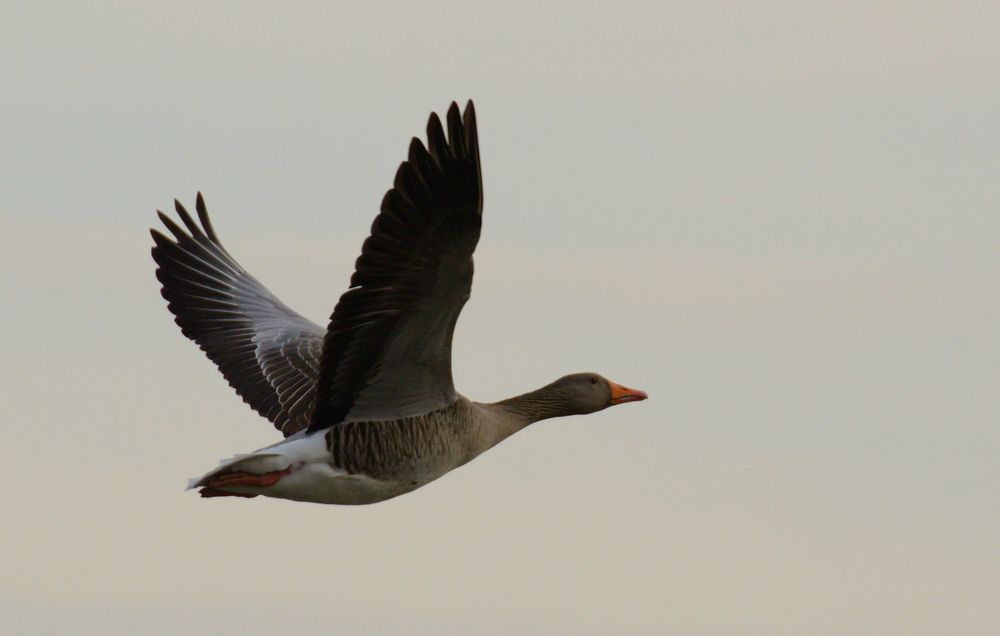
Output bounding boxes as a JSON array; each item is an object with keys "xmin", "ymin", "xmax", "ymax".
[{"xmin": 2, "ymin": 2, "xmax": 999, "ymax": 634}]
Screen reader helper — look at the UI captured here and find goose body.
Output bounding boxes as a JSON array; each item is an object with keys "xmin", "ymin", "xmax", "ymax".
[{"xmin": 152, "ymin": 101, "xmax": 646, "ymax": 505}]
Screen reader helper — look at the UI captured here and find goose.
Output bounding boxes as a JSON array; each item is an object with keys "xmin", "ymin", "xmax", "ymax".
[{"xmin": 150, "ymin": 101, "xmax": 646, "ymax": 505}]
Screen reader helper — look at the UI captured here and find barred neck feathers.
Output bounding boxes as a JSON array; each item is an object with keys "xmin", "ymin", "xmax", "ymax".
[{"xmin": 496, "ymin": 373, "xmax": 616, "ymax": 424}]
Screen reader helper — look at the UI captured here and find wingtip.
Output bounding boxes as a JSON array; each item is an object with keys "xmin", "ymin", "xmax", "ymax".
[
  {"xmin": 156, "ymin": 209, "xmax": 189, "ymax": 241},
  {"xmin": 171, "ymin": 195, "xmax": 211, "ymax": 239},
  {"xmin": 150, "ymin": 214, "xmax": 176, "ymax": 254},
  {"xmin": 427, "ymin": 111, "xmax": 444, "ymax": 133},
  {"xmin": 445, "ymin": 102, "xmax": 466, "ymax": 154},
  {"xmin": 426, "ymin": 111, "xmax": 447, "ymax": 162},
  {"xmin": 194, "ymin": 191, "xmax": 221, "ymax": 244},
  {"xmin": 462, "ymin": 101, "xmax": 479, "ymax": 155},
  {"xmin": 150, "ymin": 226, "xmax": 168, "ymax": 243}
]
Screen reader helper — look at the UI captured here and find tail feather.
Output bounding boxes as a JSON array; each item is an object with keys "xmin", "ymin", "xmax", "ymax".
[
  {"xmin": 186, "ymin": 452, "xmax": 286, "ymax": 490},
  {"xmin": 186, "ymin": 430, "xmax": 330, "ymax": 499}
]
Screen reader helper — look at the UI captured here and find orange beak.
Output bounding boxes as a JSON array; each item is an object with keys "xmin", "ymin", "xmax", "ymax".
[{"xmin": 608, "ymin": 380, "xmax": 648, "ymax": 406}]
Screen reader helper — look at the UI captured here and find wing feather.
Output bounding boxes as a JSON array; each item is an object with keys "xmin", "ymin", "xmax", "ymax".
[
  {"xmin": 151, "ymin": 194, "xmax": 324, "ymax": 436},
  {"xmin": 309, "ymin": 101, "xmax": 482, "ymax": 430}
]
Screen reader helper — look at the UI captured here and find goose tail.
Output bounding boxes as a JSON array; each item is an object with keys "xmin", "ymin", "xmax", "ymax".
[{"xmin": 186, "ymin": 452, "xmax": 288, "ymax": 497}]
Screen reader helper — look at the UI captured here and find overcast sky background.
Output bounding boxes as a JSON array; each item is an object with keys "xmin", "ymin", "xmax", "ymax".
[{"xmin": 2, "ymin": 2, "xmax": 998, "ymax": 634}]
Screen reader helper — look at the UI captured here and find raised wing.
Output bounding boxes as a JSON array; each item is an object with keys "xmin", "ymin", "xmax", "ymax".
[
  {"xmin": 308, "ymin": 101, "xmax": 483, "ymax": 430},
  {"xmin": 151, "ymin": 194, "xmax": 324, "ymax": 437}
]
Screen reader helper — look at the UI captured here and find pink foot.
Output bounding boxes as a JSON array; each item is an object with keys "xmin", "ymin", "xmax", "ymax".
[{"xmin": 204, "ymin": 467, "xmax": 292, "ymax": 492}]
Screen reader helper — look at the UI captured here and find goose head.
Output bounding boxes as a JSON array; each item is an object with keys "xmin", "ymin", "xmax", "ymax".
[{"xmin": 543, "ymin": 372, "xmax": 648, "ymax": 415}]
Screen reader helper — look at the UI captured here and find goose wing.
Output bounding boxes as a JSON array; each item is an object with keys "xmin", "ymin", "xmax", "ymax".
[
  {"xmin": 308, "ymin": 101, "xmax": 482, "ymax": 430},
  {"xmin": 151, "ymin": 195, "xmax": 324, "ymax": 437}
]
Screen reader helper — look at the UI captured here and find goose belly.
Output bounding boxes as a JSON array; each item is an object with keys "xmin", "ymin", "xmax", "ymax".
[
  {"xmin": 265, "ymin": 461, "xmax": 429, "ymax": 505},
  {"xmin": 261, "ymin": 437, "xmax": 463, "ymax": 505}
]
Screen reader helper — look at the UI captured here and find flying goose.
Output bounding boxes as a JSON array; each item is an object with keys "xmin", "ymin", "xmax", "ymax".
[{"xmin": 151, "ymin": 101, "xmax": 646, "ymax": 504}]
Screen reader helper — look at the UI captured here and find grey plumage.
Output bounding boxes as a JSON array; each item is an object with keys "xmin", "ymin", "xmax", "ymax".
[
  {"xmin": 309, "ymin": 101, "xmax": 482, "ymax": 430},
  {"xmin": 150, "ymin": 195, "xmax": 324, "ymax": 437},
  {"xmin": 152, "ymin": 101, "xmax": 646, "ymax": 505},
  {"xmin": 326, "ymin": 400, "xmax": 480, "ymax": 480}
]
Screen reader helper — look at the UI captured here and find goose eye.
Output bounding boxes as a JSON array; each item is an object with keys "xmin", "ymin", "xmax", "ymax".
[{"xmin": 590, "ymin": 376, "xmax": 598, "ymax": 385}]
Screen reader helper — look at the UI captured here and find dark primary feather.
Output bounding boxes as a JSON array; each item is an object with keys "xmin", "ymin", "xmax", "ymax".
[
  {"xmin": 309, "ymin": 101, "xmax": 483, "ymax": 431},
  {"xmin": 150, "ymin": 194, "xmax": 324, "ymax": 437}
]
